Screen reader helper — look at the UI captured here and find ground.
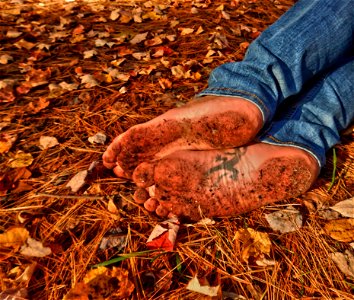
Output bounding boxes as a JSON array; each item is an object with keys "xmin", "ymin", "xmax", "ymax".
[{"xmin": 0, "ymin": 0, "xmax": 353, "ymax": 299}]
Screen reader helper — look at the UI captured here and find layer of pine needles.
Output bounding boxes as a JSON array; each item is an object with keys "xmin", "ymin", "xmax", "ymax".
[{"xmin": 1, "ymin": 0, "xmax": 353, "ymax": 299}]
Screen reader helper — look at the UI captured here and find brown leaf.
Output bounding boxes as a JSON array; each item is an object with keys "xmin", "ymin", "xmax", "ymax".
[
  {"xmin": 63, "ymin": 267, "xmax": 134, "ymax": 300},
  {"xmin": 0, "ymin": 133, "xmax": 17, "ymax": 154},
  {"xmin": 324, "ymin": 219, "xmax": 354, "ymax": 242},
  {"xmin": 28, "ymin": 97, "xmax": 50, "ymax": 113},
  {"xmin": 234, "ymin": 228, "xmax": 271, "ymax": 263},
  {"xmin": 0, "ymin": 227, "xmax": 29, "ymax": 250}
]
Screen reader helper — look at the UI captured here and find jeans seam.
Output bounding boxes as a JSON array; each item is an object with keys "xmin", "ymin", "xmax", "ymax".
[{"xmin": 200, "ymin": 87, "xmax": 270, "ymax": 116}]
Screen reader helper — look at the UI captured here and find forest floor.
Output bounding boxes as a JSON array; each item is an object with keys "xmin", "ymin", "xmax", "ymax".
[{"xmin": 0, "ymin": 0, "xmax": 353, "ymax": 299}]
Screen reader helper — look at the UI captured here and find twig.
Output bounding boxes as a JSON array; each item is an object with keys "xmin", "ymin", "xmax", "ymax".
[{"xmin": 29, "ymin": 193, "xmax": 105, "ymax": 200}]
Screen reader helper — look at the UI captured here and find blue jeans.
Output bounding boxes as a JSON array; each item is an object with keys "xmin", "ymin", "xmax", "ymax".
[{"xmin": 198, "ymin": 0, "xmax": 354, "ymax": 168}]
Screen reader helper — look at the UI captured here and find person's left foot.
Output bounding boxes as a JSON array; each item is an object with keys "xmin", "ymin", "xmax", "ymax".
[{"xmin": 132, "ymin": 143, "xmax": 319, "ymax": 221}]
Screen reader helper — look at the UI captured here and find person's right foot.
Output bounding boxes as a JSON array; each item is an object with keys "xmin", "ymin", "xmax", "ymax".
[
  {"xmin": 132, "ymin": 143, "xmax": 320, "ymax": 221},
  {"xmin": 103, "ymin": 96, "xmax": 263, "ymax": 177}
]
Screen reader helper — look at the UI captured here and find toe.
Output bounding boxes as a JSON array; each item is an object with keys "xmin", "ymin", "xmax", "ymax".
[
  {"xmin": 144, "ymin": 198, "xmax": 159, "ymax": 212},
  {"xmin": 113, "ymin": 163, "xmax": 130, "ymax": 178},
  {"xmin": 156, "ymin": 205, "xmax": 169, "ymax": 217},
  {"xmin": 134, "ymin": 188, "xmax": 150, "ymax": 204},
  {"xmin": 102, "ymin": 137, "xmax": 122, "ymax": 167},
  {"xmin": 132, "ymin": 162, "xmax": 156, "ymax": 188}
]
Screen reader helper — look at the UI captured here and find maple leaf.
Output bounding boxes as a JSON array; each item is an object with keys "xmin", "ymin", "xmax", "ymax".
[{"xmin": 146, "ymin": 217, "xmax": 180, "ymax": 251}]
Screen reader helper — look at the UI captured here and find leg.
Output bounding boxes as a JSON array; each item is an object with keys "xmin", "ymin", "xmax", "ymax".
[
  {"xmin": 200, "ymin": 0, "xmax": 354, "ymax": 124},
  {"xmin": 104, "ymin": 0, "xmax": 354, "ymax": 177},
  {"xmin": 133, "ymin": 57, "xmax": 354, "ymax": 221}
]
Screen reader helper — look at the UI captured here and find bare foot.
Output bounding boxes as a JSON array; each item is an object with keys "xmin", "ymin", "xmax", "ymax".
[
  {"xmin": 103, "ymin": 96, "xmax": 263, "ymax": 177},
  {"xmin": 132, "ymin": 143, "xmax": 319, "ymax": 221}
]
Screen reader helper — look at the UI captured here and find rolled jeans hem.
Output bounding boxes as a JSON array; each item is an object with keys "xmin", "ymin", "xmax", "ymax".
[{"xmin": 259, "ymin": 136, "xmax": 323, "ymax": 169}]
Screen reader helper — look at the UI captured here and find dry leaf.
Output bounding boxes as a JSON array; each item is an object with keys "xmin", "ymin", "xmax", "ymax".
[
  {"xmin": 28, "ymin": 97, "xmax": 50, "ymax": 113},
  {"xmin": 130, "ymin": 32, "xmax": 149, "ymax": 44},
  {"xmin": 39, "ymin": 136, "xmax": 59, "ymax": 150},
  {"xmin": 7, "ymin": 152, "xmax": 34, "ymax": 168},
  {"xmin": 66, "ymin": 170, "xmax": 88, "ymax": 192},
  {"xmin": 95, "ymin": 39, "xmax": 107, "ymax": 47},
  {"xmin": 88, "ymin": 132, "xmax": 106, "ymax": 145},
  {"xmin": 6, "ymin": 30, "xmax": 22, "ymax": 38},
  {"xmin": 234, "ymin": 228, "xmax": 271, "ymax": 263},
  {"xmin": 186, "ymin": 276, "xmax": 220, "ymax": 297},
  {"xmin": 265, "ymin": 206, "xmax": 303, "ymax": 233},
  {"xmin": 179, "ymin": 28, "xmax": 194, "ymax": 35},
  {"xmin": 146, "ymin": 217, "xmax": 180, "ymax": 251},
  {"xmin": 0, "ymin": 227, "xmax": 29, "ymax": 250},
  {"xmin": 0, "ymin": 54, "xmax": 14, "ymax": 64},
  {"xmin": 330, "ymin": 250, "xmax": 354, "ymax": 278},
  {"xmin": 107, "ymin": 197, "xmax": 119, "ymax": 214},
  {"xmin": 330, "ymin": 198, "xmax": 354, "ymax": 218},
  {"xmin": 20, "ymin": 237, "xmax": 52, "ymax": 257},
  {"xmin": 80, "ymin": 74, "xmax": 98, "ymax": 88},
  {"xmin": 323, "ymin": 219, "xmax": 354, "ymax": 242},
  {"xmin": 83, "ymin": 50, "xmax": 97, "ymax": 59},
  {"xmin": 58, "ymin": 82, "xmax": 79, "ymax": 91},
  {"xmin": 14, "ymin": 39, "xmax": 35, "ymax": 50},
  {"xmin": 0, "ymin": 133, "xmax": 17, "ymax": 153},
  {"xmin": 63, "ymin": 267, "xmax": 134, "ymax": 300},
  {"xmin": 110, "ymin": 9, "xmax": 120, "ymax": 21}
]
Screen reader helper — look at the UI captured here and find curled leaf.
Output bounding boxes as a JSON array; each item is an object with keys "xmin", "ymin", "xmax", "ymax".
[{"xmin": 330, "ymin": 198, "xmax": 354, "ymax": 218}]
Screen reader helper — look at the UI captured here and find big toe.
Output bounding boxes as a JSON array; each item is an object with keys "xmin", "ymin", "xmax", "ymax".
[{"xmin": 102, "ymin": 136, "xmax": 121, "ymax": 168}]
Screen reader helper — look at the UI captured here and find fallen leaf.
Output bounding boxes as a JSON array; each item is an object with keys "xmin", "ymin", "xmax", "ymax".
[
  {"xmin": 58, "ymin": 82, "xmax": 79, "ymax": 91},
  {"xmin": 0, "ymin": 54, "xmax": 14, "ymax": 64},
  {"xmin": 186, "ymin": 276, "xmax": 220, "ymax": 297},
  {"xmin": 0, "ymin": 227, "xmax": 29, "ymax": 250},
  {"xmin": 95, "ymin": 39, "xmax": 107, "ymax": 47},
  {"xmin": 14, "ymin": 39, "xmax": 35, "ymax": 50},
  {"xmin": 130, "ymin": 32, "xmax": 149, "ymax": 44},
  {"xmin": 83, "ymin": 50, "xmax": 97, "ymax": 59},
  {"xmin": 330, "ymin": 198, "xmax": 354, "ymax": 218},
  {"xmin": 88, "ymin": 132, "xmax": 106, "ymax": 145},
  {"xmin": 330, "ymin": 250, "xmax": 354, "ymax": 278},
  {"xmin": 28, "ymin": 97, "xmax": 50, "ymax": 114},
  {"xmin": 146, "ymin": 217, "xmax": 180, "ymax": 251},
  {"xmin": 63, "ymin": 267, "xmax": 134, "ymax": 300},
  {"xmin": 265, "ymin": 206, "xmax": 303, "ymax": 233},
  {"xmin": 7, "ymin": 152, "xmax": 34, "ymax": 168},
  {"xmin": 0, "ymin": 133, "xmax": 17, "ymax": 153},
  {"xmin": 107, "ymin": 197, "xmax": 119, "ymax": 214},
  {"xmin": 20, "ymin": 237, "xmax": 52, "ymax": 257},
  {"xmin": 66, "ymin": 170, "xmax": 88, "ymax": 192},
  {"xmin": 179, "ymin": 27, "xmax": 194, "ymax": 35},
  {"xmin": 145, "ymin": 36, "xmax": 163, "ymax": 47},
  {"xmin": 39, "ymin": 136, "xmax": 59, "ymax": 150},
  {"xmin": 72, "ymin": 24, "xmax": 85, "ymax": 35},
  {"xmin": 80, "ymin": 74, "xmax": 99, "ymax": 88},
  {"xmin": 6, "ymin": 30, "xmax": 22, "ymax": 38},
  {"xmin": 234, "ymin": 228, "xmax": 271, "ymax": 263},
  {"xmin": 323, "ymin": 219, "xmax": 354, "ymax": 242},
  {"xmin": 99, "ymin": 233, "xmax": 126, "ymax": 251},
  {"xmin": 110, "ymin": 9, "xmax": 120, "ymax": 21}
]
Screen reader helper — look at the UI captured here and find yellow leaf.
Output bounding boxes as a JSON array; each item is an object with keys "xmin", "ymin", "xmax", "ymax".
[
  {"xmin": 7, "ymin": 152, "xmax": 34, "ymax": 168},
  {"xmin": 0, "ymin": 227, "xmax": 29, "ymax": 250},
  {"xmin": 324, "ymin": 219, "xmax": 354, "ymax": 242},
  {"xmin": 234, "ymin": 228, "xmax": 271, "ymax": 262}
]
